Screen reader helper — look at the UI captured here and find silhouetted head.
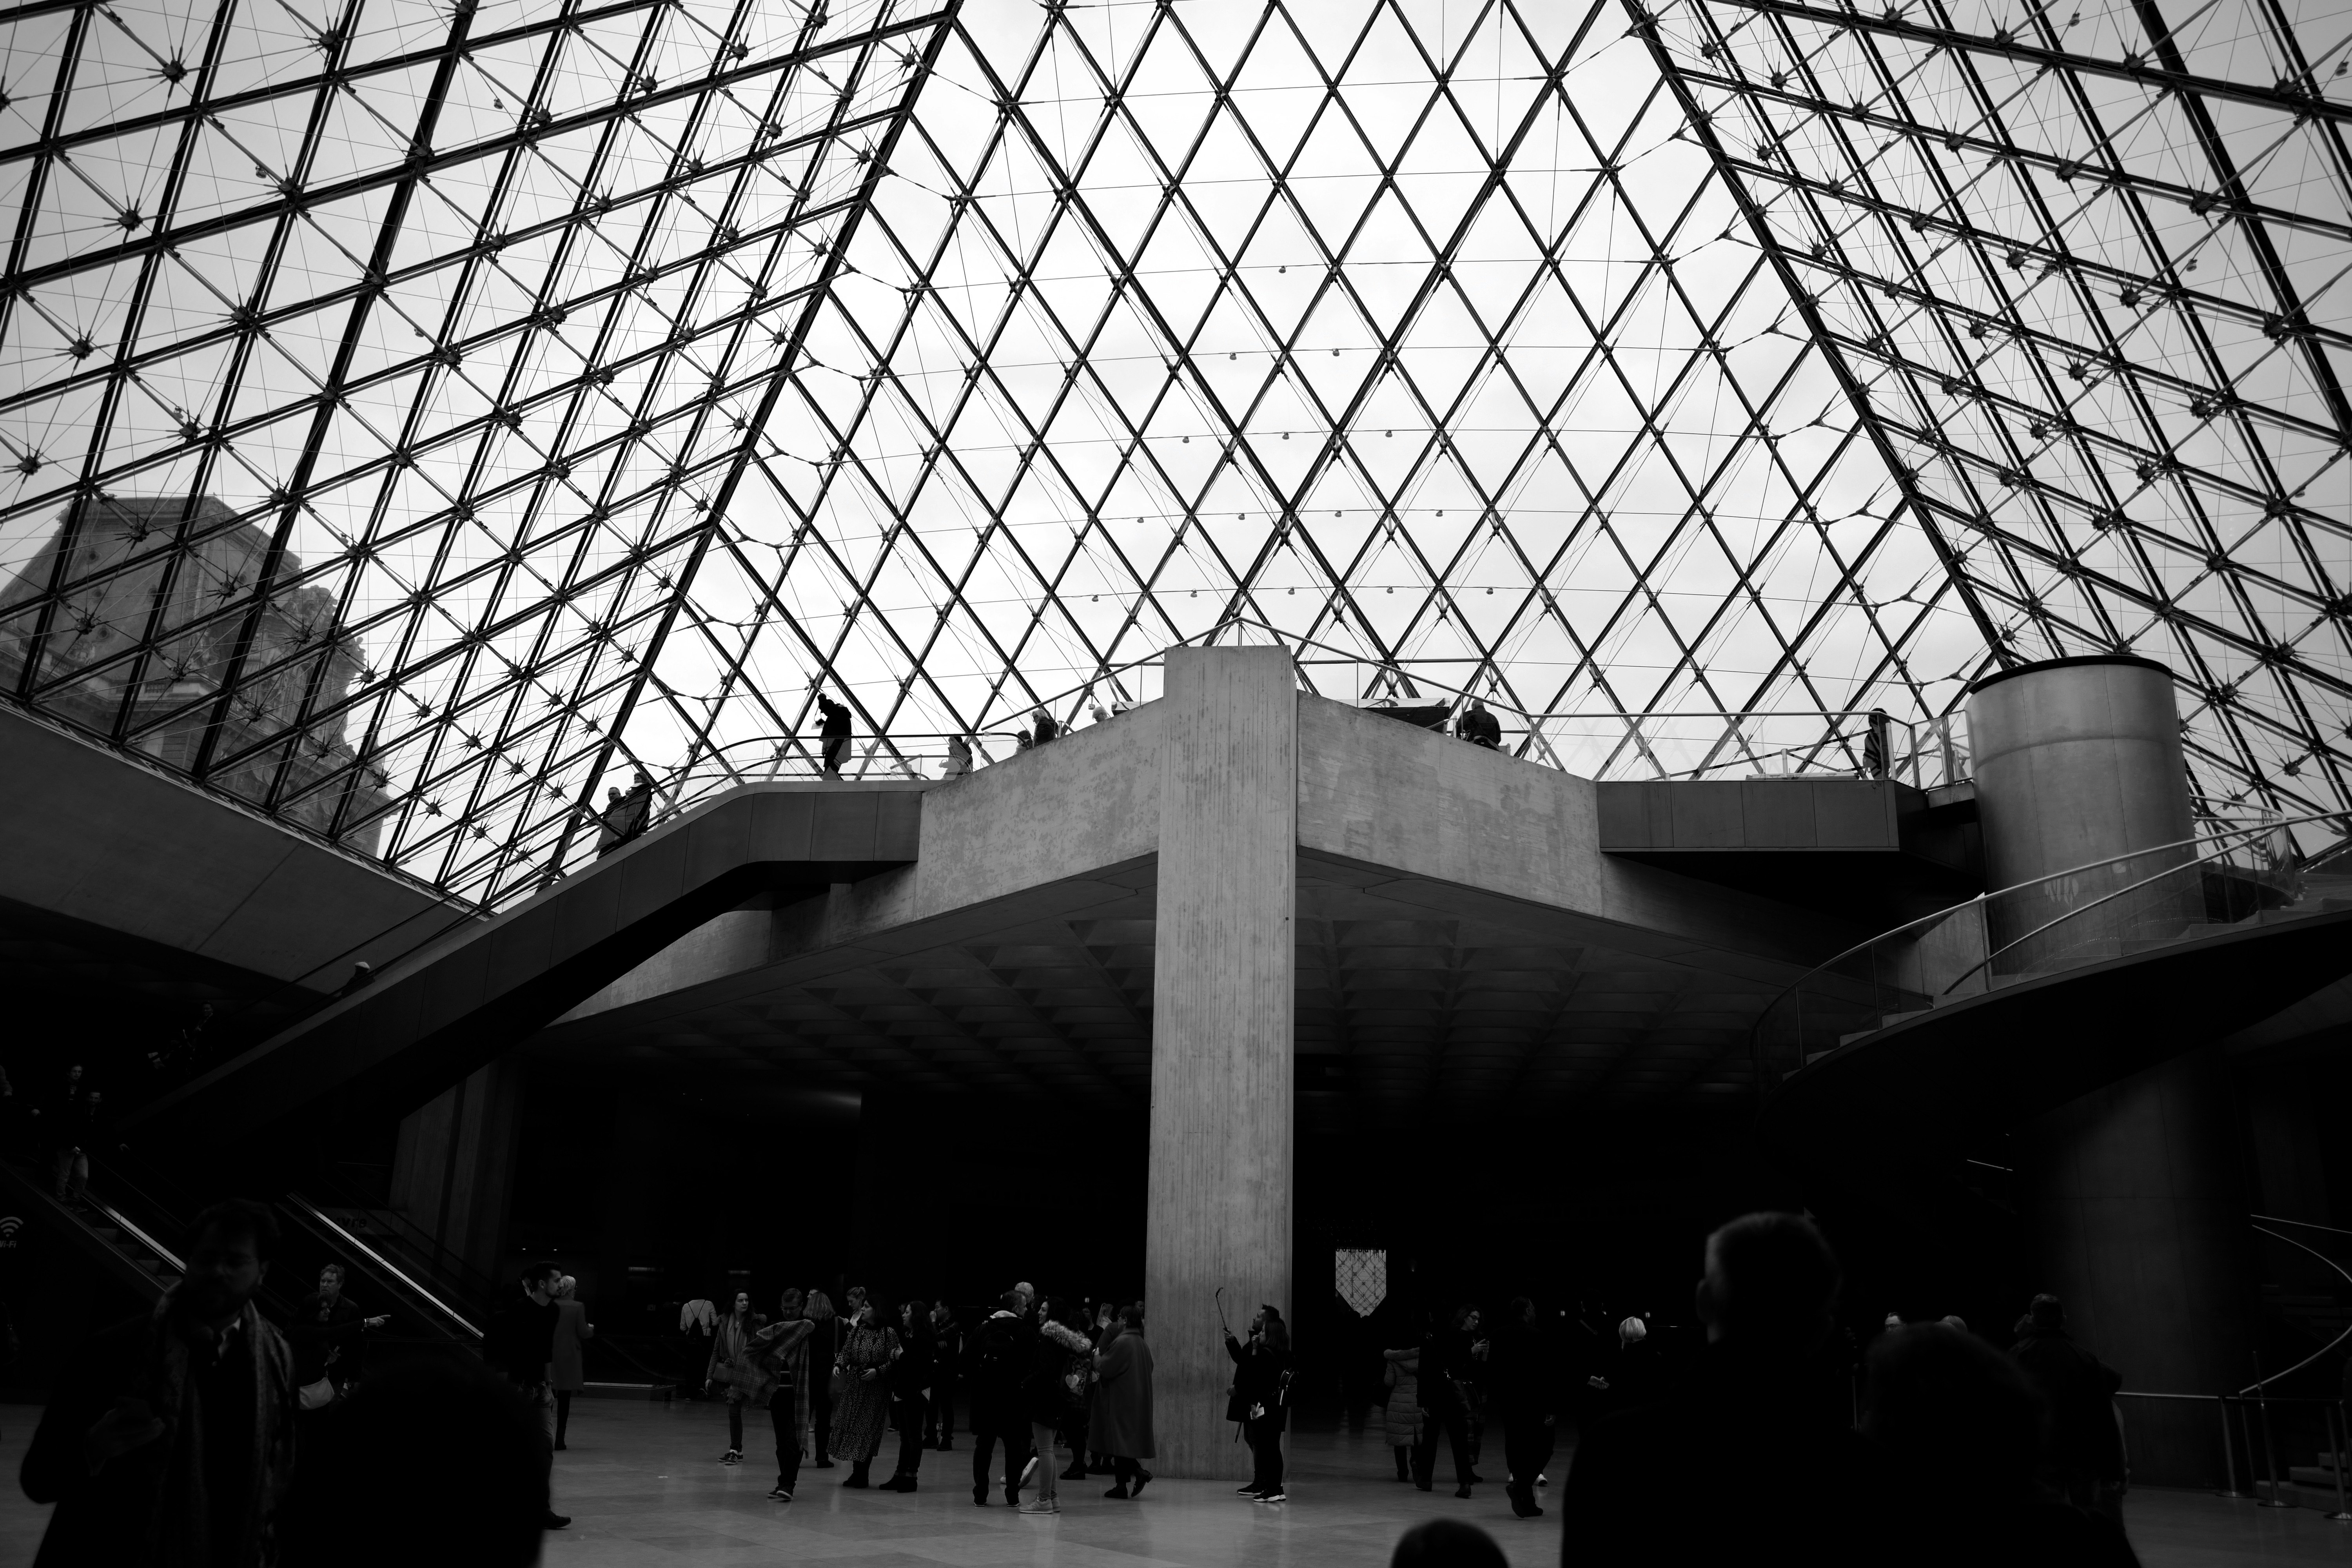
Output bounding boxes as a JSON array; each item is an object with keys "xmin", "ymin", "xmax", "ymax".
[
  {"xmin": 1389, "ymin": 1518, "xmax": 1508, "ymax": 1568},
  {"xmin": 1864, "ymin": 1323, "xmax": 2045, "ymax": 1499},
  {"xmin": 1697, "ymin": 1211, "xmax": 1841, "ymax": 1356},
  {"xmin": 520, "ymin": 1262, "xmax": 561, "ymax": 1302},
  {"xmin": 2029, "ymin": 1293, "xmax": 2065, "ymax": 1330},
  {"xmin": 178, "ymin": 1200, "xmax": 278, "ymax": 1324}
]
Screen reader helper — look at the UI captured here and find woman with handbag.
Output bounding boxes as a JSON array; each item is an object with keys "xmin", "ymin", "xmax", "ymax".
[
  {"xmin": 705, "ymin": 1290, "xmax": 767, "ymax": 1465},
  {"xmin": 1224, "ymin": 1305, "xmax": 1293, "ymax": 1502},
  {"xmin": 828, "ymin": 1294, "xmax": 900, "ymax": 1486}
]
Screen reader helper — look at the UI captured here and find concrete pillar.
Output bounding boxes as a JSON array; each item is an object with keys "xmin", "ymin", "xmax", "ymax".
[
  {"xmin": 1145, "ymin": 646, "xmax": 1296, "ymax": 1479},
  {"xmin": 390, "ymin": 1057, "xmax": 524, "ymax": 1288},
  {"xmin": 1967, "ymin": 655, "xmax": 2254, "ymax": 1485}
]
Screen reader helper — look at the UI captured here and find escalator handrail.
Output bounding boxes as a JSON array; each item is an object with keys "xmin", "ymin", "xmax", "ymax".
[
  {"xmin": 281, "ymin": 1192, "xmax": 482, "ymax": 1340},
  {"xmin": 291, "ymin": 1181, "xmax": 499, "ymax": 1305},
  {"xmin": 84, "ymin": 1194, "xmax": 185, "ymax": 1276}
]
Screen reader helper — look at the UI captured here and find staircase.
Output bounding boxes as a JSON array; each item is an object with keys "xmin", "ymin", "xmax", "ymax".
[{"xmin": 1808, "ymin": 873, "xmax": 2352, "ymax": 1054}]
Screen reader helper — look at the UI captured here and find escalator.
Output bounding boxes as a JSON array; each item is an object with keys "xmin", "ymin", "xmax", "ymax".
[{"xmin": 3, "ymin": 1146, "xmax": 483, "ymax": 1363}]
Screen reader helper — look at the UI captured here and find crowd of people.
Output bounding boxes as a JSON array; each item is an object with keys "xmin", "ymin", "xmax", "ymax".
[
  {"xmin": 16, "ymin": 1204, "xmax": 2144, "ymax": 1567},
  {"xmin": 815, "ymin": 686, "xmax": 1509, "ymax": 784},
  {"xmin": 679, "ymin": 1279, "xmax": 1165, "ymax": 1514}
]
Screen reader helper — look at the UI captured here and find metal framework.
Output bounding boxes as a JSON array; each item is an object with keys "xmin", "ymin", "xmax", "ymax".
[
  {"xmin": 1640, "ymin": 0, "xmax": 2351, "ymax": 816},
  {"xmin": 0, "ymin": 0, "xmax": 2343, "ymax": 904}
]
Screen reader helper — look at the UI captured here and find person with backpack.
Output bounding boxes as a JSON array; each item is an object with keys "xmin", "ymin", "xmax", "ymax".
[{"xmin": 967, "ymin": 1290, "xmax": 1036, "ymax": 1506}]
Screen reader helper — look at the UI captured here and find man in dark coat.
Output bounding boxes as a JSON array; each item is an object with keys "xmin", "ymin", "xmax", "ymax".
[
  {"xmin": 1090, "ymin": 1307, "xmax": 1154, "ymax": 1499},
  {"xmin": 288, "ymin": 1263, "xmax": 387, "ymax": 1396},
  {"xmin": 1487, "ymin": 1296, "xmax": 1557, "ymax": 1517},
  {"xmin": 22, "ymin": 1199, "xmax": 299, "ymax": 1568},
  {"xmin": 482, "ymin": 1261, "xmax": 569, "ymax": 1531},
  {"xmin": 2009, "ymin": 1293, "xmax": 2125, "ymax": 1525},
  {"xmin": 1558, "ymin": 1211, "xmax": 1881, "ymax": 1568},
  {"xmin": 965, "ymin": 1291, "xmax": 1035, "ymax": 1506},
  {"xmin": 925, "ymin": 1302, "xmax": 962, "ymax": 1450},
  {"xmin": 816, "ymin": 695, "xmax": 852, "ymax": 775},
  {"xmin": 1456, "ymin": 698, "xmax": 1502, "ymax": 749}
]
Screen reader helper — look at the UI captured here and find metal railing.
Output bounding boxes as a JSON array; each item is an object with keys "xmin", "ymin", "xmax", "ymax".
[
  {"xmin": 281, "ymin": 1193, "xmax": 481, "ymax": 1340},
  {"xmin": 1751, "ymin": 811, "xmax": 2352, "ymax": 1087}
]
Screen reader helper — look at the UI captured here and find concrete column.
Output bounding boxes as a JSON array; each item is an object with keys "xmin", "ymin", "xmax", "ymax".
[
  {"xmin": 390, "ymin": 1057, "xmax": 524, "ymax": 1287},
  {"xmin": 1967, "ymin": 655, "xmax": 2253, "ymax": 1485},
  {"xmin": 1145, "ymin": 646, "xmax": 1296, "ymax": 1479}
]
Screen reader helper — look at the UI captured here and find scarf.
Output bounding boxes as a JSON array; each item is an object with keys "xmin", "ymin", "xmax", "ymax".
[{"xmin": 142, "ymin": 1291, "xmax": 292, "ymax": 1568}]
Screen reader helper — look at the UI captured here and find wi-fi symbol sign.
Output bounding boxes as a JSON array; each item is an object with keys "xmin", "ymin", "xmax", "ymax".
[{"xmin": 0, "ymin": 1216, "xmax": 22, "ymax": 1241}]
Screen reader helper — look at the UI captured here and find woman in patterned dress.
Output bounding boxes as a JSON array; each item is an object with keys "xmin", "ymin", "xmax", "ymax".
[{"xmin": 828, "ymin": 1293, "xmax": 901, "ymax": 1486}]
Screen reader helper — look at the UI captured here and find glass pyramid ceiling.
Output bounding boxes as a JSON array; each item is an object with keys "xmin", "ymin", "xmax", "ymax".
[{"xmin": 0, "ymin": 0, "xmax": 2342, "ymax": 905}]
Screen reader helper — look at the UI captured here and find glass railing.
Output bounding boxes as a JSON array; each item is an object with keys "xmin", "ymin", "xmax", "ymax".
[{"xmin": 1750, "ymin": 811, "xmax": 2352, "ymax": 1089}]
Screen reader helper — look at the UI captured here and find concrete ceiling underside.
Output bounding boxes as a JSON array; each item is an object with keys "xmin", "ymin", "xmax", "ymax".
[{"xmin": 523, "ymin": 854, "xmax": 1794, "ymax": 1122}]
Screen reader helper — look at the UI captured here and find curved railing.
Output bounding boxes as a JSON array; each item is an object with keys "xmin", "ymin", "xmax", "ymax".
[{"xmin": 1750, "ymin": 811, "xmax": 2352, "ymax": 1091}]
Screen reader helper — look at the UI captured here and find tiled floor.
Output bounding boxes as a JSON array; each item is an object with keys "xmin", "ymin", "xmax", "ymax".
[{"xmin": 7, "ymin": 1397, "xmax": 2352, "ymax": 1564}]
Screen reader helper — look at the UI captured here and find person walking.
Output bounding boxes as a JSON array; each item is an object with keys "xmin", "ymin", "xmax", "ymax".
[
  {"xmin": 1020, "ymin": 1298, "xmax": 1094, "ymax": 1514},
  {"xmin": 879, "ymin": 1299, "xmax": 935, "ymax": 1492},
  {"xmin": 1225, "ymin": 1304, "xmax": 1293, "ymax": 1502},
  {"xmin": 1092, "ymin": 1305, "xmax": 1155, "ymax": 1499},
  {"xmin": 704, "ymin": 1290, "xmax": 765, "ymax": 1465},
  {"xmin": 805, "ymin": 1290, "xmax": 840, "ymax": 1466},
  {"xmin": 550, "ymin": 1276, "xmax": 593, "ymax": 1451},
  {"xmin": 1487, "ymin": 1297, "xmax": 1556, "ymax": 1517},
  {"xmin": 1382, "ymin": 1338, "xmax": 1424, "ymax": 1481},
  {"xmin": 47, "ymin": 1069, "xmax": 100, "ymax": 1205},
  {"xmin": 817, "ymin": 694, "xmax": 852, "ymax": 775},
  {"xmin": 2009, "ymin": 1294, "xmax": 2126, "ymax": 1528},
  {"xmin": 967, "ymin": 1290, "xmax": 1035, "ymax": 1506},
  {"xmin": 1862, "ymin": 708, "xmax": 1893, "ymax": 779},
  {"xmin": 926, "ymin": 1301, "xmax": 962, "ymax": 1450},
  {"xmin": 24, "ymin": 1200, "xmax": 301, "ymax": 1566},
  {"xmin": 828, "ymin": 1294, "xmax": 899, "ymax": 1486},
  {"xmin": 754, "ymin": 1289, "xmax": 815, "ymax": 1502},
  {"xmin": 1413, "ymin": 1307, "xmax": 1479, "ymax": 1497}
]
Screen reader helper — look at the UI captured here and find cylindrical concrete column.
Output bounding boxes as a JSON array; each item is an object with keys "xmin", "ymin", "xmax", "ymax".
[
  {"xmin": 1145, "ymin": 645, "xmax": 1296, "ymax": 1479},
  {"xmin": 1967, "ymin": 654, "xmax": 2195, "ymax": 933},
  {"xmin": 1967, "ymin": 655, "xmax": 2254, "ymax": 1486}
]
